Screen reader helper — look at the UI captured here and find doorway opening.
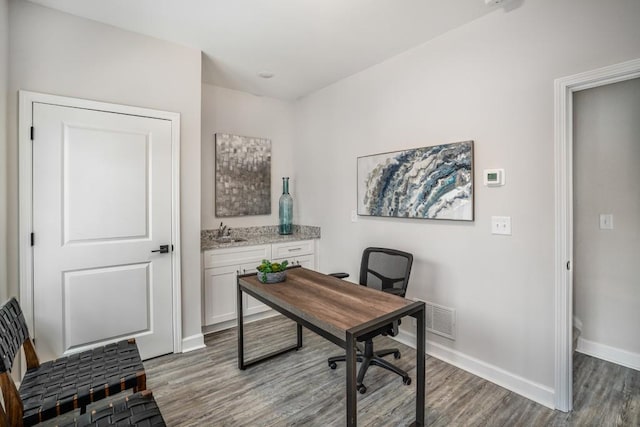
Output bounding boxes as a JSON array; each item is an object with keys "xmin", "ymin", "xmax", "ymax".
[{"xmin": 554, "ymin": 58, "xmax": 640, "ymax": 411}]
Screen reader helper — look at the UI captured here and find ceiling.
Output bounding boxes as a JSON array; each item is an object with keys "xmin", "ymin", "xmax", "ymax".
[{"xmin": 27, "ymin": 0, "xmax": 498, "ymax": 100}]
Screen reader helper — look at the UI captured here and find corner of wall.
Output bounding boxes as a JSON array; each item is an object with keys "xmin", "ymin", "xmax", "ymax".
[
  {"xmin": 181, "ymin": 333, "xmax": 206, "ymax": 353},
  {"xmin": 0, "ymin": 0, "xmax": 9, "ymax": 302}
]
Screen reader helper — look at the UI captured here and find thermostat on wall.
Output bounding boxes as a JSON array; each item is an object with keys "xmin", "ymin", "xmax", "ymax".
[{"xmin": 484, "ymin": 169, "xmax": 505, "ymax": 186}]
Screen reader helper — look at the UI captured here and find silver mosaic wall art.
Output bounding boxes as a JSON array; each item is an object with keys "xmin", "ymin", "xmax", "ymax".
[
  {"xmin": 357, "ymin": 141, "xmax": 474, "ymax": 221},
  {"xmin": 215, "ymin": 133, "xmax": 271, "ymax": 217}
]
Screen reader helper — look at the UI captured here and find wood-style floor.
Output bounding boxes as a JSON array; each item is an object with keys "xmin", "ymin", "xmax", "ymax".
[{"xmin": 144, "ymin": 316, "xmax": 640, "ymax": 426}]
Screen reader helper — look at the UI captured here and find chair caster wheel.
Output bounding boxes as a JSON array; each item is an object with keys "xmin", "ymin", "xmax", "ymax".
[
  {"xmin": 357, "ymin": 384, "xmax": 367, "ymax": 394},
  {"xmin": 393, "ymin": 351, "xmax": 401, "ymax": 359},
  {"xmin": 403, "ymin": 376, "xmax": 411, "ymax": 386},
  {"xmin": 329, "ymin": 362, "xmax": 337, "ymax": 369}
]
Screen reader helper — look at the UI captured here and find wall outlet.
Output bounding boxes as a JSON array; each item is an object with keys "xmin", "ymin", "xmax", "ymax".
[{"xmin": 351, "ymin": 210, "xmax": 358, "ymax": 223}]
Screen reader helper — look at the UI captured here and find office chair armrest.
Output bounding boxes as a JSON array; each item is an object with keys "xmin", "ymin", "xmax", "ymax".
[
  {"xmin": 381, "ymin": 320, "xmax": 400, "ymax": 337},
  {"xmin": 390, "ymin": 321, "xmax": 399, "ymax": 337},
  {"xmin": 329, "ymin": 273, "xmax": 349, "ymax": 279}
]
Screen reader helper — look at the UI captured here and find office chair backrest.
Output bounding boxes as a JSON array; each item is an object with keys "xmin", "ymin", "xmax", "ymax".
[{"xmin": 359, "ymin": 247, "xmax": 413, "ymax": 296}]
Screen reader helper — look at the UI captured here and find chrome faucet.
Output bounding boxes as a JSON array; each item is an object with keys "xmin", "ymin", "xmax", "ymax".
[{"xmin": 217, "ymin": 222, "xmax": 231, "ymax": 238}]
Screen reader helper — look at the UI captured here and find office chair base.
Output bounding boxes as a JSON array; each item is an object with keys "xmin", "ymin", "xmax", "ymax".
[{"xmin": 327, "ymin": 343, "xmax": 411, "ymax": 393}]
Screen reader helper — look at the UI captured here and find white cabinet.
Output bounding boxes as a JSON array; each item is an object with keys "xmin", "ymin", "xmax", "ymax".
[
  {"xmin": 203, "ymin": 245, "xmax": 271, "ymax": 326},
  {"xmin": 203, "ymin": 265, "xmax": 238, "ymax": 325},
  {"xmin": 203, "ymin": 244, "xmax": 271, "ymax": 269},
  {"xmin": 202, "ymin": 240, "xmax": 317, "ymax": 329},
  {"xmin": 241, "ymin": 261, "xmax": 269, "ymax": 316},
  {"xmin": 271, "ymin": 240, "xmax": 316, "ymax": 269}
]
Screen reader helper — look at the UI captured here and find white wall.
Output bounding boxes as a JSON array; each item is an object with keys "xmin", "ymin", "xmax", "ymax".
[
  {"xmin": 0, "ymin": 0, "xmax": 7, "ymax": 302},
  {"xmin": 201, "ymin": 84, "xmax": 296, "ymax": 230},
  {"xmin": 574, "ymin": 78, "xmax": 640, "ymax": 355},
  {"xmin": 7, "ymin": 0, "xmax": 203, "ymax": 347},
  {"xmin": 294, "ymin": 0, "xmax": 640, "ymax": 405}
]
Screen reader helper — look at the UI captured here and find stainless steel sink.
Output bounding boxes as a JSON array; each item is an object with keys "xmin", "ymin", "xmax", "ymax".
[{"xmin": 214, "ymin": 237, "xmax": 247, "ymax": 243}]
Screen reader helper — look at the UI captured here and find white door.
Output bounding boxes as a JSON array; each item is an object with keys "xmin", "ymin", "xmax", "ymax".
[{"xmin": 32, "ymin": 102, "xmax": 174, "ymax": 361}]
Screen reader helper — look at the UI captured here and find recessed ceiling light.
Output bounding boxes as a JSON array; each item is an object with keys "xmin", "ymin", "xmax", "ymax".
[{"xmin": 258, "ymin": 71, "xmax": 275, "ymax": 79}]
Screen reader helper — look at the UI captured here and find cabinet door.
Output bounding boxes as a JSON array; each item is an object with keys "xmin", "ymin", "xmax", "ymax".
[
  {"xmin": 203, "ymin": 264, "xmax": 239, "ymax": 325},
  {"xmin": 294, "ymin": 254, "xmax": 315, "ymax": 270},
  {"xmin": 241, "ymin": 261, "xmax": 271, "ymax": 316}
]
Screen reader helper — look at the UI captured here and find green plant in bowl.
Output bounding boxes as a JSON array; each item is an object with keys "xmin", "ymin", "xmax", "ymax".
[{"xmin": 256, "ymin": 259, "xmax": 289, "ymax": 283}]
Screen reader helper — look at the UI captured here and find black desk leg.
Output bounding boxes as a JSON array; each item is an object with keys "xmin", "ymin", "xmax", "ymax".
[
  {"xmin": 297, "ymin": 323, "xmax": 303, "ymax": 349},
  {"xmin": 237, "ymin": 282, "xmax": 245, "ymax": 370},
  {"xmin": 346, "ymin": 331, "xmax": 357, "ymax": 427},
  {"xmin": 416, "ymin": 306, "xmax": 426, "ymax": 426}
]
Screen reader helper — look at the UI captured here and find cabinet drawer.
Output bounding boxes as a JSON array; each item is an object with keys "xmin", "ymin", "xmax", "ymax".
[
  {"xmin": 271, "ymin": 240, "xmax": 314, "ymax": 259},
  {"xmin": 204, "ymin": 245, "xmax": 271, "ymax": 269}
]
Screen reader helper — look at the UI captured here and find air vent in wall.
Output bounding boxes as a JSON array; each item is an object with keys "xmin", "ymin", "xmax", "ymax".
[{"xmin": 414, "ymin": 298, "xmax": 456, "ymax": 340}]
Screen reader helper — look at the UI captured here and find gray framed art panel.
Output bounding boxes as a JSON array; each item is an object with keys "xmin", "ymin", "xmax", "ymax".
[
  {"xmin": 215, "ymin": 133, "xmax": 271, "ymax": 217},
  {"xmin": 357, "ymin": 140, "xmax": 474, "ymax": 221}
]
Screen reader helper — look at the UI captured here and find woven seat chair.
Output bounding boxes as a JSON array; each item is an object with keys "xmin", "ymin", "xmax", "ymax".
[
  {"xmin": 0, "ymin": 297, "xmax": 147, "ymax": 426},
  {"xmin": 1, "ymin": 390, "xmax": 166, "ymax": 427}
]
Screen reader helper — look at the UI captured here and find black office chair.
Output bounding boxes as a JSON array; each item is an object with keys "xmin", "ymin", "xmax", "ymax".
[{"xmin": 328, "ymin": 247, "xmax": 413, "ymax": 393}]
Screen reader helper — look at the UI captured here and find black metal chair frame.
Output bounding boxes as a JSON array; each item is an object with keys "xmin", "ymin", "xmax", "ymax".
[{"xmin": 328, "ymin": 247, "xmax": 414, "ymax": 393}]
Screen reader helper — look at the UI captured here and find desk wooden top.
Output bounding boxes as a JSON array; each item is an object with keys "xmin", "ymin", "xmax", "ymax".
[{"xmin": 238, "ymin": 267, "xmax": 415, "ymax": 341}]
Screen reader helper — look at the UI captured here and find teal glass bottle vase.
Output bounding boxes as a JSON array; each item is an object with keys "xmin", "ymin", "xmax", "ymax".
[{"xmin": 279, "ymin": 177, "xmax": 293, "ymax": 235}]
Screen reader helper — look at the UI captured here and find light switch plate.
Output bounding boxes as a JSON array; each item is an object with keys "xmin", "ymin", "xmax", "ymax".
[
  {"xmin": 491, "ymin": 216, "xmax": 512, "ymax": 235},
  {"xmin": 351, "ymin": 210, "xmax": 358, "ymax": 223},
  {"xmin": 599, "ymin": 214, "xmax": 613, "ymax": 230}
]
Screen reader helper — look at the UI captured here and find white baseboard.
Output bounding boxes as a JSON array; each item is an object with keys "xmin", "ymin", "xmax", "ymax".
[
  {"xmin": 394, "ymin": 330, "xmax": 555, "ymax": 410},
  {"xmin": 577, "ymin": 337, "xmax": 640, "ymax": 372},
  {"xmin": 181, "ymin": 333, "xmax": 206, "ymax": 353}
]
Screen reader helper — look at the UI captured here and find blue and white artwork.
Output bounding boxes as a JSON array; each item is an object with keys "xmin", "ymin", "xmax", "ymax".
[{"xmin": 357, "ymin": 141, "xmax": 474, "ymax": 221}]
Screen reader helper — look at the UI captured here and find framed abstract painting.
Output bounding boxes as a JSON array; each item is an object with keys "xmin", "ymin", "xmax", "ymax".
[{"xmin": 357, "ymin": 141, "xmax": 474, "ymax": 221}]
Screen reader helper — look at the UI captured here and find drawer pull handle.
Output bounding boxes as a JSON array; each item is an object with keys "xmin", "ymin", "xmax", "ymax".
[{"xmin": 288, "ymin": 248, "xmax": 302, "ymax": 252}]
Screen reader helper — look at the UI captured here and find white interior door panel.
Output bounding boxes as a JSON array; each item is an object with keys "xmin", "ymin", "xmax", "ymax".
[{"xmin": 32, "ymin": 103, "xmax": 174, "ymax": 361}]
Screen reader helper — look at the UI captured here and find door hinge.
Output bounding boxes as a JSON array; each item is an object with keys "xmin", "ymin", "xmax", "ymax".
[
  {"xmin": 566, "ymin": 260, "xmax": 571, "ymax": 270},
  {"xmin": 30, "ymin": 126, "xmax": 34, "ymax": 141},
  {"xmin": 30, "ymin": 232, "xmax": 35, "ymax": 246}
]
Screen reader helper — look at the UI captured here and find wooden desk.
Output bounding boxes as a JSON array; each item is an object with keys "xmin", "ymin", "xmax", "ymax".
[{"xmin": 237, "ymin": 266, "xmax": 426, "ymax": 426}]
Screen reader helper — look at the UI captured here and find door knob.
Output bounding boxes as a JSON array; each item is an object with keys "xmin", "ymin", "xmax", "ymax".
[{"xmin": 151, "ymin": 245, "xmax": 170, "ymax": 254}]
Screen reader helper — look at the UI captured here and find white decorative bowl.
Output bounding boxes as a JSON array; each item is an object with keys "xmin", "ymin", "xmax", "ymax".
[{"xmin": 258, "ymin": 271, "xmax": 286, "ymax": 284}]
